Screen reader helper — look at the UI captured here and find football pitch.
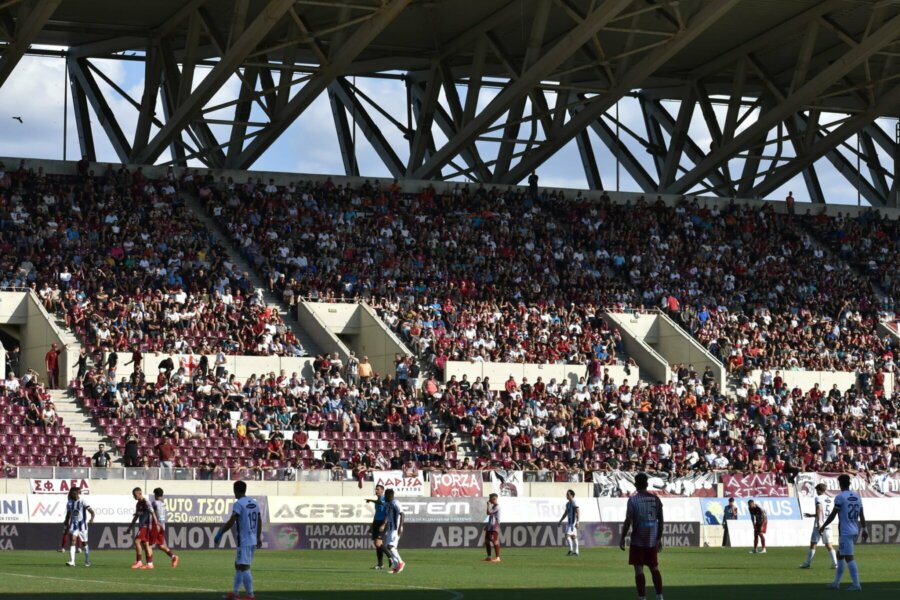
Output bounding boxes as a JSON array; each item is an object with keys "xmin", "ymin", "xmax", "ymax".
[{"xmin": 1, "ymin": 547, "xmax": 899, "ymax": 599}]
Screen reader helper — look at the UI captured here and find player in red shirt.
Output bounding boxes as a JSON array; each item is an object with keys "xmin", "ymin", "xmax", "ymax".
[
  {"xmin": 129, "ymin": 487, "xmax": 158, "ymax": 569},
  {"xmin": 483, "ymin": 493, "xmax": 501, "ymax": 563},
  {"xmin": 748, "ymin": 500, "xmax": 767, "ymax": 554},
  {"xmin": 620, "ymin": 473, "xmax": 664, "ymax": 600}
]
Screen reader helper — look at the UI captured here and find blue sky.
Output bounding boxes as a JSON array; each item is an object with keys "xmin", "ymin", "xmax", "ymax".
[{"xmin": 0, "ymin": 53, "xmax": 893, "ymax": 206}]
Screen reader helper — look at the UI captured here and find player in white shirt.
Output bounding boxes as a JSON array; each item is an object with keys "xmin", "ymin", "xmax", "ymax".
[
  {"xmin": 558, "ymin": 489, "xmax": 580, "ymax": 556},
  {"xmin": 800, "ymin": 483, "xmax": 837, "ymax": 569},
  {"xmin": 379, "ymin": 489, "xmax": 406, "ymax": 574},
  {"xmin": 819, "ymin": 474, "xmax": 868, "ymax": 591},
  {"xmin": 64, "ymin": 487, "xmax": 94, "ymax": 567},
  {"xmin": 149, "ymin": 488, "xmax": 180, "ymax": 568},
  {"xmin": 215, "ymin": 481, "xmax": 262, "ymax": 600}
]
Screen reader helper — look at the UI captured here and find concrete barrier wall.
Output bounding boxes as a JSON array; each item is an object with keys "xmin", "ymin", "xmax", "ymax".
[
  {"xmin": 102, "ymin": 352, "xmax": 317, "ymax": 382},
  {"xmin": 0, "ymin": 291, "xmax": 28, "ymax": 324},
  {"xmin": 443, "ymin": 361, "xmax": 631, "ymax": 390},
  {"xmin": 749, "ymin": 369, "xmax": 894, "ymax": 396}
]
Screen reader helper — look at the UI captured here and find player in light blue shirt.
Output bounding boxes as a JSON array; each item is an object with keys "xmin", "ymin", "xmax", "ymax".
[
  {"xmin": 558, "ymin": 489, "xmax": 580, "ymax": 557},
  {"xmin": 215, "ymin": 481, "xmax": 262, "ymax": 600},
  {"xmin": 820, "ymin": 474, "xmax": 868, "ymax": 591},
  {"xmin": 64, "ymin": 487, "xmax": 94, "ymax": 567}
]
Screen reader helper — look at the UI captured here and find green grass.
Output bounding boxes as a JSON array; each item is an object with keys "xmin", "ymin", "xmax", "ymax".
[{"xmin": 1, "ymin": 547, "xmax": 899, "ymax": 598}]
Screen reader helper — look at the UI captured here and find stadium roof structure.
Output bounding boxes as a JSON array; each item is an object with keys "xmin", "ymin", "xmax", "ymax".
[{"xmin": 0, "ymin": 0, "xmax": 898, "ymax": 205}]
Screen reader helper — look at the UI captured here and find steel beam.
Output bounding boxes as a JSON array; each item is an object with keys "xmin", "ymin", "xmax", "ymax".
[
  {"xmin": 329, "ymin": 77, "xmax": 404, "ymax": 179},
  {"xmin": 67, "ymin": 57, "xmax": 132, "ymax": 162},
  {"xmin": 501, "ymin": 0, "xmax": 738, "ymax": 186},
  {"xmin": 0, "ymin": 0, "xmax": 60, "ymax": 88},
  {"xmin": 668, "ymin": 12, "xmax": 900, "ymax": 194},
  {"xmin": 750, "ymin": 85, "xmax": 900, "ymax": 204},
  {"xmin": 328, "ymin": 85, "xmax": 359, "ymax": 177},
  {"xmin": 859, "ymin": 131, "xmax": 889, "ymax": 200},
  {"xmin": 413, "ymin": 0, "xmax": 635, "ymax": 180},
  {"xmin": 68, "ymin": 70, "xmax": 95, "ymax": 161},
  {"xmin": 574, "ymin": 126, "xmax": 602, "ymax": 190},
  {"xmin": 132, "ymin": 40, "xmax": 163, "ymax": 156},
  {"xmin": 692, "ymin": 0, "xmax": 844, "ymax": 80},
  {"xmin": 418, "ymin": 72, "xmax": 491, "ymax": 182},
  {"xmin": 588, "ymin": 113, "xmax": 656, "ymax": 193},
  {"xmin": 407, "ymin": 67, "xmax": 441, "ymax": 175},
  {"xmin": 639, "ymin": 94, "xmax": 666, "ymax": 180},
  {"xmin": 227, "ymin": 66, "xmax": 259, "ymax": 162},
  {"xmin": 230, "ymin": 0, "xmax": 412, "ymax": 169},
  {"xmin": 135, "ymin": 0, "xmax": 294, "ymax": 164},
  {"xmin": 158, "ymin": 36, "xmax": 226, "ymax": 167}
]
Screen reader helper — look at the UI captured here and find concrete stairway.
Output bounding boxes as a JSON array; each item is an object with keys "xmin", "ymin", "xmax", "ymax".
[
  {"xmin": 180, "ymin": 192, "xmax": 322, "ymax": 357},
  {"xmin": 49, "ymin": 389, "xmax": 120, "ymax": 466}
]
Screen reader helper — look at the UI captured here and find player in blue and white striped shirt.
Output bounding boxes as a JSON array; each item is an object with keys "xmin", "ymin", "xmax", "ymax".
[
  {"xmin": 558, "ymin": 489, "xmax": 580, "ymax": 557},
  {"xmin": 64, "ymin": 487, "xmax": 94, "ymax": 567},
  {"xmin": 379, "ymin": 489, "xmax": 405, "ymax": 574}
]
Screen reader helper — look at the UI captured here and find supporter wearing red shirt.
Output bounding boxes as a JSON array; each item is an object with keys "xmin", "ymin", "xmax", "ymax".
[{"xmin": 45, "ymin": 343, "xmax": 60, "ymax": 389}]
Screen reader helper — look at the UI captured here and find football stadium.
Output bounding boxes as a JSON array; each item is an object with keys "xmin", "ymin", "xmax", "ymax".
[{"xmin": 1, "ymin": 0, "xmax": 900, "ymax": 598}]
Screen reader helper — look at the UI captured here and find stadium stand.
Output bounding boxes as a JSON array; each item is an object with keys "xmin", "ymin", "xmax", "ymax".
[
  {"xmin": 0, "ymin": 163, "xmax": 306, "ymax": 358},
  {"xmin": 0, "ymin": 372, "xmax": 86, "ymax": 467},
  {"xmin": 1, "ymin": 160, "xmax": 898, "ymax": 479}
]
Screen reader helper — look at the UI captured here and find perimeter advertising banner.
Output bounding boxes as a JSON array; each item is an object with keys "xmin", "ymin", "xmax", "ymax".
[
  {"xmin": 700, "ymin": 497, "xmax": 802, "ymax": 525},
  {"xmin": 24, "ymin": 494, "xmax": 268, "ymax": 525},
  {"xmin": 268, "ymin": 496, "xmax": 482, "ymax": 524},
  {"xmin": 263, "ymin": 521, "xmax": 702, "ymax": 550},
  {"xmin": 372, "ymin": 471, "xmax": 426, "ymax": 496},
  {"xmin": 0, "ymin": 495, "xmax": 28, "ymax": 524}
]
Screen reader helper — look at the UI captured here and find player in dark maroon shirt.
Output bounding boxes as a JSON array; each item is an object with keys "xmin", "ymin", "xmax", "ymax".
[
  {"xmin": 620, "ymin": 473, "xmax": 664, "ymax": 600},
  {"xmin": 748, "ymin": 500, "xmax": 768, "ymax": 554}
]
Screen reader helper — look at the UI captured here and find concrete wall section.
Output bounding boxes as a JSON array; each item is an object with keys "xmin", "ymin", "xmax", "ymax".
[
  {"xmin": 605, "ymin": 311, "xmax": 670, "ymax": 385},
  {"xmin": 0, "ymin": 291, "xmax": 28, "ymax": 324},
  {"xmin": 20, "ymin": 292, "xmax": 76, "ymax": 388},
  {"xmin": 653, "ymin": 311, "xmax": 726, "ymax": 390},
  {"xmin": 749, "ymin": 369, "xmax": 894, "ymax": 396},
  {"xmin": 443, "ymin": 361, "xmax": 630, "ymax": 390},
  {"xmin": 296, "ymin": 302, "xmax": 352, "ymax": 362},
  {"xmin": 356, "ymin": 303, "xmax": 413, "ymax": 378}
]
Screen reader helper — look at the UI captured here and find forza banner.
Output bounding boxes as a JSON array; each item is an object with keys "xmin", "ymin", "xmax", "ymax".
[{"xmin": 430, "ymin": 471, "xmax": 484, "ymax": 497}]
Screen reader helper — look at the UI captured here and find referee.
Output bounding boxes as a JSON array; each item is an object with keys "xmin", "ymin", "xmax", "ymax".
[
  {"xmin": 366, "ymin": 484, "xmax": 388, "ymax": 569},
  {"xmin": 723, "ymin": 497, "xmax": 738, "ymax": 547}
]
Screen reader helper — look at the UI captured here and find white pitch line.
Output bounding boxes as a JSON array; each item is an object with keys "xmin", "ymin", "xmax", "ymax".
[
  {"xmin": 7, "ymin": 572, "xmax": 300, "ymax": 600},
  {"xmin": 365, "ymin": 579, "xmax": 465, "ymax": 600}
]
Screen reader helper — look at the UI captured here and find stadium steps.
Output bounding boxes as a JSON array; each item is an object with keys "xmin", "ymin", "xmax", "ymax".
[
  {"xmin": 48, "ymin": 389, "xmax": 121, "ymax": 466},
  {"xmin": 180, "ymin": 191, "xmax": 322, "ymax": 357}
]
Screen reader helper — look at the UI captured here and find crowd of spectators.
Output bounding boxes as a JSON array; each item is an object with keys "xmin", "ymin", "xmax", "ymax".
[
  {"xmin": 0, "ymin": 370, "xmax": 85, "ymax": 467},
  {"xmin": 75, "ymin": 352, "xmax": 447, "ymax": 476},
  {"xmin": 430, "ymin": 365, "xmax": 900, "ymax": 479},
  {"xmin": 0, "ymin": 160, "xmax": 306, "ymax": 360},
  {"xmin": 195, "ymin": 174, "xmax": 897, "ymax": 377}
]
